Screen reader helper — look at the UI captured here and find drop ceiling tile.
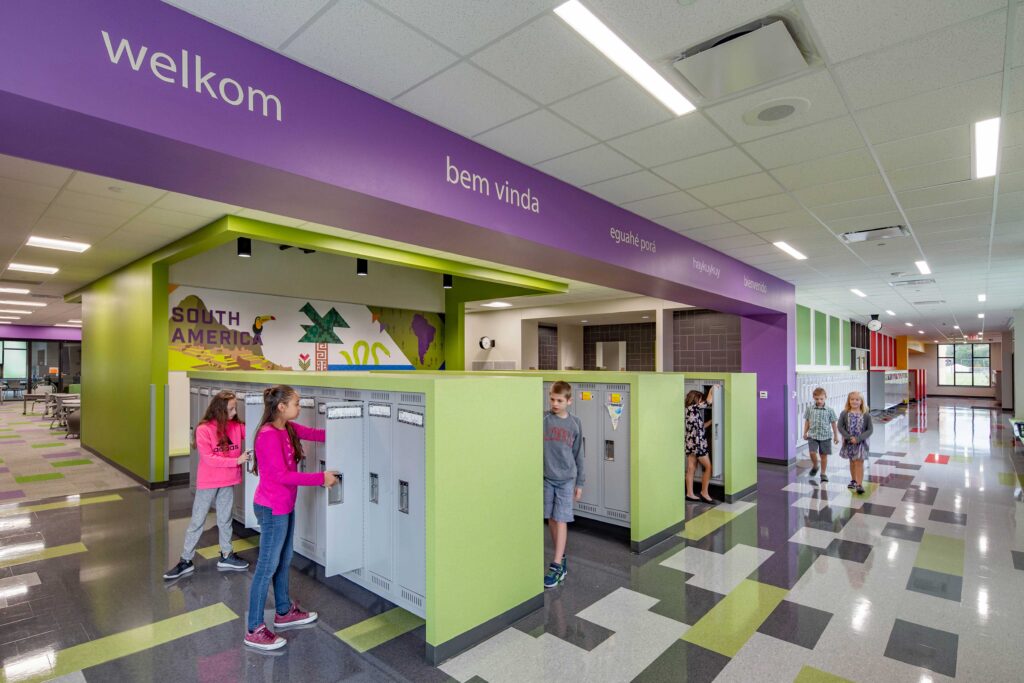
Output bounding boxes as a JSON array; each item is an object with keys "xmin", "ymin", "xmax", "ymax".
[
  {"xmin": 743, "ymin": 117, "xmax": 864, "ymax": 168},
  {"xmin": 583, "ymin": 171, "xmax": 677, "ymax": 205},
  {"xmin": 41, "ymin": 204, "xmax": 125, "ymax": 230},
  {"xmin": 889, "ymin": 157, "xmax": 972, "ymax": 192},
  {"xmin": 64, "ymin": 173, "xmax": 165, "ymax": 206},
  {"xmin": 756, "ymin": 227, "xmax": 838, "ymax": 248},
  {"xmin": 653, "ymin": 147, "xmax": 760, "ymax": 189},
  {"xmin": 834, "ymin": 12, "xmax": 1005, "ymax": 111},
  {"xmin": 716, "ymin": 193, "xmax": 800, "ymax": 221},
  {"xmin": 620, "ymin": 191, "xmax": 703, "ymax": 220},
  {"xmin": 235, "ymin": 209, "xmax": 306, "ymax": 227},
  {"xmin": 163, "ymin": 0, "xmax": 330, "ymax": 48},
  {"xmin": 802, "ymin": 0, "xmax": 1005, "ymax": 64},
  {"xmin": 998, "ymin": 170, "xmax": 1024, "ymax": 195},
  {"xmin": 395, "ymin": 63, "xmax": 535, "ymax": 137},
  {"xmin": 704, "ymin": 70, "xmax": 849, "ymax": 143},
  {"xmin": 52, "ymin": 190, "xmax": 146, "ymax": 220},
  {"xmin": 657, "ymin": 209, "xmax": 730, "ymax": 231},
  {"xmin": 0, "ymin": 154, "xmax": 73, "ymax": 188},
  {"xmin": 772, "ymin": 148, "xmax": 877, "ymax": 191},
  {"xmin": 550, "ymin": 78, "xmax": 674, "ymax": 140},
  {"xmin": 607, "ymin": 114, "xmax": 731, "ymax": 168},
  {"xmin": 723, "ymin": 243, "xmax": 791, "ymax": 260},
  {"xmin": 703, "ymin": 233, "xmax": 766, "ymax": 251},
  {"xmin": 876, "ymin": 126, "xmax": 972, "ymax": 171},
  {"xmin": 678, "ymin": 222, "xmax": 750, "ymax": 242},
  {"xmin": 286, "ymin": 2, "xmax": 457, "ymax": 100},
  {"xmin": 471, "ymin": 15, "xmax": 617, "ymax": 104},
  {"xmin": 857, "ymin": 73, "xmax": 1002, "ymax": 145},
  {"xmin": 0, "ymin": 177, "xmax": 60, "ymax": 204},
  {"xmin": 906, "ymin": 197, "xmax": 994, "ymax": 223},
  {"xmin": 740, "ymin": 210, "xmax": 821, "ymax": 233},
  {"xmin": 793, "ymin": 174, "xmax": 888, "ymax": 207},
  {"xmin": 825, "ymin": 211, "xmax": 903, "ymax": 233},
  {"xmin": 475, "ymin": 110, "xmax": 595, "ymax": 165},
  {"xmin": 29, "ymin": 216, "xmax": 117, "ymax": 241},
  {"xmin": 912, "ymin": 212, "xmax": 992, "ymax": 235},
  {"xmin": 1001, "ymin": 145, "xmax": 1024, "ymax": 174},
  {"xmin": 153, "ymin": 194, "xmax": 241, "ymax": 218},
  {"xmin": 688, "ymin": 173, "xmax": 784, "ymax": 206},
  {"xmin": 1001, "ymin": 111, "xmax": 1024, "ymax": 148},
  {"xmin": 536, "ymin": 144, "xmax": 640, "ymax": 186},
  {"xmin": 898, "ymin": 178, "xmax": 994, "ymax": 209},
  {"xmin": 815, "ymin": 194, "xmax": 899, "ymax": 222},
  {"xmin": 372, "ymin": 0, "xmax": 555, "ymax": 55},
  {"xmin": 917, "ymin": 227, "xmax": 984, "ymax": 246},
  {"xmin": 996, "ymin": 189, "xmax": 1024, "ymax": 221}
]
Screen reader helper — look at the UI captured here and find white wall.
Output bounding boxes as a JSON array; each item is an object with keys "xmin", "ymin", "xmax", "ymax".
[
  {"xmin": 909, "ymin": 342, "xmax": 1003, "ymax": 399},
  {"xmin": 1003, "ymin": 328, "xmax": 1014, "ymax": 411}
]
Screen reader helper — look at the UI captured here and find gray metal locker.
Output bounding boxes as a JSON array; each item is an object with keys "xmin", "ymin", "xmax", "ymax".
[
  {"xmin": 237, "ymin": 391, "xmax": 265, "ymax": 531},
  {"xmin": 188, "ymin": 385, "xmax": 201, "ymax": 494},
  {"xmin": 601, "ymin": 386, "xmax": 630, "ymax": 518},
  {"xmin": 394, "ymin": 401, "xmax": 426, "ymax": 614},
  {"xmin": 231, "ymin": 388, "xmax": 249, "ymax": 525},
  {"xmin": 312, "ymin": 390, "xmax": 345, "ymax": 565},
  {"xmin": 365, "ymin": 393, "xmax": 395, "ymax": 586},
  {"xmin": 292, "ymin": 394, "xmax": 320, "ymax": 560},
  {"xmin": 324, "ymin": 401, "xmax": 365, "ymax": 578},
  {"xmin": 571, "ymin": 384, "xmax": 601, "ymax": 512}
]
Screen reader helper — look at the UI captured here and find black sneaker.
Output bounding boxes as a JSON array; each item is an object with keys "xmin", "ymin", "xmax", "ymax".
[
  {"xmin": 163, "ymin": 559, "xmax": 194, "ymax": 580},
  {"xmin": 848, "ymin": 480, "xmax": 857, "ymax": 489},
  {"xmin": 809, "ymin": 467, "xmax": 819, "ymax": 477},
  {"xmin": 819, "ymin": 474, "xmax": 829, "ymax": 483},
  {"xmin": 856, "ymin": 484, "xmax": 865, "ymax": 495},
  {"xmin": 217, "ymin": 552, "xmax": 249, "ymax": 571}
]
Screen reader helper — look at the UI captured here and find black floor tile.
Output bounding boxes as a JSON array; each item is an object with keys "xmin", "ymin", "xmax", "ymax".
[
  {"xmin": 866, "ymin": 473, "xmax": 917, "ymax": 489},
  {"xmin": 928, "ymin": 509, "xmax": 967, "ymax": 526},
  {"xmin": 854, "ymin": 503, "xmax": 896, "ymax": 518},
  {"xmin": 884, "ymin": 618, "xmax": 959, "ymax": 677},
  {"xmin": 881, "ymin": 522, "xmax": 925, "ymax": 542},
  {"xmin": 518, "ymin": 593, "xmax": 615, "ymax": 651},
  {"xmin": 757, "ymin": 600, "xmax": 833, "ymax": 650},
  {"xmin": 822, "ymin": 539, "xmax": 873, "ymax": 564},
  {"xmin": 633, "ymin": 639, "xmax": 729, "ymax": 683},
  {"xmin": 902, "ymin": 486, "xmax": 939, "ymax": 505},
  {"xmin": 906, "ymin": 567, "xmax": 963, "ymax": 602},
  {"xmin": 1012, "ymin": 550, "xmax": 1024, "ymax": 570},
  {"xmin": 748, "ymin": 544, "xmax": 826, "ymax": 590}
]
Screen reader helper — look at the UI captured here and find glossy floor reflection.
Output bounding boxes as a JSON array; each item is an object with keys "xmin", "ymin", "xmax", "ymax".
[{"xmin": 0, "ymin": 398, "xmax": 1020, "ymax": 682}]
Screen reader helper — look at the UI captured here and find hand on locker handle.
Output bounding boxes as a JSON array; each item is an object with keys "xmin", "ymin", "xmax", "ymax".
[
  {"xmin": 236, "ymin": 450, "xmax": 252, "ymax": 466},
  {"xmin": 323, "ymin": 470, "xmax": 340, "ymax": 488}
]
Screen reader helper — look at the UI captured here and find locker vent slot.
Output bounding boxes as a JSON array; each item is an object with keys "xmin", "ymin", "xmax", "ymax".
[
  {"xmin": 400, "ymin": 393, "xmax": 423, "ymax": 404},
  {"xmin": 299, "ymin": 398, "xmax": 315, "ymax": 408},
  {"xmin": 235, "ymin": 392, "xmax": 247, "ymax": 400},
  {"xmin": 368, "ymin": 403, "xmax": 392, "ymax": 418},
  {"xmin": 344, "ymin": 390, "xmax": 362, "ymax": 399},
  {"xmin": 604, "ymin": 384, "xmax": 629, "ymax": 392},
  {"xmin": 578, "ymin": 383, "xmax": 597, "ymax": 391},
  {"xmin": 327, "ymin": 405, "xmax": 363, "ymax": 419},
  {"xmin": 371, "ymin": 392, "xmax": 390, "ymax": 401},
  {"xmin": 199, "ymin": 389, "xmax": 210, "ymax": 396},
  {"xmin": 576, "ymin": 502, "xmax": 598, "ymax": 514},
  {"xmin": 398, "ymin": 410, "xmax": 424, "ymax": 427},
  {"xmin": 607, "ymin": 509, "xmax": 629, "ymax": 521},
  {"xmin": 190, "ymin": 388, "xmax": 199, "ymax": 395},
  {"xmin": 370, "ymin": 573, "xmax": 391, "ymax": 592},
  {"xmin": 245, "ymin": 394, "xmax": 262, "ymax": 405},
  {"xmin": 401, "ymin": 589, "xmax": 424, "ymax": 607}
]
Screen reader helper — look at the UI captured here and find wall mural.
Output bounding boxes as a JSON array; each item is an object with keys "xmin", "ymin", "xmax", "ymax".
[{"xmin": 168, "ymin": 285, "xmax": 444, "ymax": 372}]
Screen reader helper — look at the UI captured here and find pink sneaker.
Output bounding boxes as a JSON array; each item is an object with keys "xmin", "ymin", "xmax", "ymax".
[
  {"xmin": 273, "ymin": 601, "xmax": 318, "ymax": 629},
  {"xmin": 244, "ymin": 624, "xmax": 286, "ymax": 650}
]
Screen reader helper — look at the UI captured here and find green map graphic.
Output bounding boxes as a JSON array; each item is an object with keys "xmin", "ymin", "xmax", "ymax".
[
  {"xmin": 298, "ymin": 303, "xmax": 349, "ymax": 343},
  {"xmin": 369, "ymin": 307, "xmax": 444, "ymax": 370}
]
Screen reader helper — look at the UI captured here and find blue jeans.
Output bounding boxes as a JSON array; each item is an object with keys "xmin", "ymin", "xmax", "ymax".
[{"xmin": 246, "ymin": 503, "xmax": 295, "ymax": 631}]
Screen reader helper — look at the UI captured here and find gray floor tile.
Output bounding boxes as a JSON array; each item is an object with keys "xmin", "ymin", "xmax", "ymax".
[
  {"xmin": 854, "ymin": 503, "xmax": 897, "ymax": 518},
  {"xmin": 757, "ymin": 600, "xmax": 833, "ymax": 650},
  {"xmin": 822, "ymin": 539, "xmax": 873, "ymax": 563},
  {"xmin": 902, "ymin": 486, "xmax": 939, "ymax": 505},
  {"xmin": 884, "ymin": 618, "xmax": 959, "ymax": 677},
  {"xmin": 633, "ymin": 639, "xmax": 730, "ymax": 683},
  {"xmin": 928, "ymin": 509, "xmax": 967, "ymax": 526},
  {"xmin": 1012, "ymin": 550, "xmax": 1024, "ymax": 571},
  {"xmin": 905, "ymin": 567, "xmax": 963, "ymax": 602},
  {"xmin": 881, "ymin": 522, "xmax": 925, "ymax": 542}
]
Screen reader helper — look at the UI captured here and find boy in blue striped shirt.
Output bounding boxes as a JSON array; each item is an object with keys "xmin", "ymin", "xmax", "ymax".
[{"xmin": 803, "ymin": 387, "xmax": 839, "ymax": 482}]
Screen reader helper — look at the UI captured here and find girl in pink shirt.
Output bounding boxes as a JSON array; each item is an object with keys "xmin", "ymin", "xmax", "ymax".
[
  {"xmin": 245, "ymin": 385, "xmax": 339, "ymax": 650},
  {"xmin": 164, "ymin": 390, "xmax": 251, "ymax": 580}
]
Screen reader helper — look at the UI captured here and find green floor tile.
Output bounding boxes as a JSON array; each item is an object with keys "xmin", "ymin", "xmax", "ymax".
[
  {"xmin": 0, "ymin": 494, "xmax": 122, "ymax": 518},
  {"xmin": 0, "ymin": 541, "xmax": 87, "ymax": 569},
  {"xmin": 915, "ymin": 533, "xmax": 965, "ymax": 577},
  {"xmin": 14, "ymin": 472, "xmax": 65, "ymax": 483},
  {"xmin": 51, "ymin": 458, "xmax": 93, "ymax": 468},
  {"xmin": 0, "ymin": 434, "xmax": 19, "ymax": 438},
  {"xmin": 335, "ymin": 608, "xmax": 425, "ymax": 653},
  {"xmin": 998, "ymin": 472, "xmax": 1024, "ymax": 486},
  {"xmin": 197, "ymin": 536, "xmax": 260, "ymax": 559},
  {"xmin": 678, "ymin": 509, "xmax": 740, "ymax": 541},
  {"xmin": 794, "ymin": 665, "xmax": 854, "ymax": 683},
  {"xmin": 31, "ymin": 442, "xmax": 67, "ymax": 449},
  {"xmin": 681, "ymin": 579, "xmax": 787, "ymax": 657}
]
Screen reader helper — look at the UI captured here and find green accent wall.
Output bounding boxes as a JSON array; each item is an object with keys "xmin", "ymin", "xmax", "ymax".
[
  {"xmin": 842, "ymin": 320, "xmax": 852, "ymax": 369},
  {"xmin": 813, "ymin": 311, "xmax": 827, "ymax": 365},
  {"xmin": 684, "ymin": 372, "xmax": 757, "ymax": 497},
  {"xmin": 633, "ymin": 373, "xmax": 686, "ymax": 543},
  {"xmin": 796, "ymin": 305, "xmax": 811, "ymax": 365},
  {"xmin": 829, "ymin": 316, "xmax": 840, "ymax": 366}
]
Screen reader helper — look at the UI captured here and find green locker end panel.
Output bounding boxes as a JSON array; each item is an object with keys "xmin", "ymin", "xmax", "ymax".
[
  {"xmin": 829, "ymin": 316, "xmax": 840, "ymax": 366},
  {"xmin": 796, "ymin": 305, "xmax": 811, "ymax": 365},
  {"xmin": 813, "ymin": 311, "xmax": 827, "ymax": 366},
  {"xmin": 681, "ymin": 372, "xmax": 758, "ymax": 497}
]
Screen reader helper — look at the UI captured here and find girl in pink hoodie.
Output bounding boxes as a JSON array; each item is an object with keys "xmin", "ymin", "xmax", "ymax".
[
  {"xmin": 244, "ymin": 385, "xmax": 339, "ymax": 651},
  {"xmin": 164, "ymin": 390, "xmax": 251, "ymax": 580}
]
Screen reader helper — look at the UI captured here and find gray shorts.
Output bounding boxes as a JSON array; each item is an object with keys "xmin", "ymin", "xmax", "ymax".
[
  {"xmin": 543, "ymin": 478, "xmax": 575, "ymax": 523},
  {"xmin": 807, "ymin": 438, "xmax": 832, "ymax": 456}
]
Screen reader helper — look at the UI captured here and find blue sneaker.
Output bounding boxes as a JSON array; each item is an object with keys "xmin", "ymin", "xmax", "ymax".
[
  {"xmin": 561, "ymin": 556, "xmax": 568, "ymax": 578},
  {"xmin": 544, "ymin": 563, "xmax": 565, "ymax": 589}
]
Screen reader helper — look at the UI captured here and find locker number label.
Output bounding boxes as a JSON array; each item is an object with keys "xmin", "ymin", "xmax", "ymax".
[{"xmin": 610, "ymin": 393, "xmax": 621, "ymax": 403}]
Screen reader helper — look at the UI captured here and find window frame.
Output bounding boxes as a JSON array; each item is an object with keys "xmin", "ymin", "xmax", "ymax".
[{"xmin": 937, "ymin": 343, "xmax": 991, "ymax": 387}]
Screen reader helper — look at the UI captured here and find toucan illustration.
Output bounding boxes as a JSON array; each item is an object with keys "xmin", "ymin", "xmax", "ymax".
[{"xmin": 253, "ymin": 315, "xmax": 276, "ymax": 335}]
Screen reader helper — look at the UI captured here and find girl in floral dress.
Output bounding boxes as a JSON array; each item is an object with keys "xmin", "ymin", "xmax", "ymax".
[{"xmin": 838, "ymin": 391, "xmax": 873, "ymax": 495}]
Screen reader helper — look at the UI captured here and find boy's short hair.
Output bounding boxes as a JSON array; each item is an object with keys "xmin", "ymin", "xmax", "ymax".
[
  {"xmin": 550, "ymin": 380, "xmax": 573, "ymax": 399},
  {"xmin": 812, "ymin": 387, "xmax": 826, "ymax": 397}
]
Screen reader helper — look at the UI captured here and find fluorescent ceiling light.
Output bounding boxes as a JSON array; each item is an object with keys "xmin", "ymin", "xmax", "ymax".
[
  {"xmin": 973, "ymin": 117, "xmax": 1000, "ymax": 179},
  {"xmin": 918, "ymin": 330, "xmax": 924, "ymax": 334},
  {"xmin": 480, "ymin": 301, "xmax": 513, "ymax": 308},
  {"xmin": 555, "ymin": 1, "xmax": 695, "ymax": 116},
  {"xmin": 580, "ymin": 319, "xmax": 588, "ymax": 323},
  {"xmin": 0, "ymin": 315, "xmax": 21, "ymax": 320},
  {"xmin": 54, "ymin": 323, "xmax": 81, "ymax": 328},
  {"xmin": 26, "ymin": 236, "xmax": 90, "ymax": 253},
  {"xmin": 954, "ymin": 325, "xmax": 960, "ymax": 329},
  {"xmin": 0, "ymin": 309, "xmax": 32, "ymax": 315},
  {"xmin": 6, "ymin": 263, "xmax": 59, "ymax": 275},
  {"xmin": 68, "ymin": 319, "xmax": 82, "ymax": 323},
  {"xmin": 905, "ymin": 322, "xmax": 913, "ymax": 327},
  {"xmin": 978, "ymin": 313, "xmax": 984, "ymax": 319},
  {"xmin": 885, "ymin": 310, "xmax": 895, "ymax": 316},
  {"xmin": 0, "ymin": 300, "xmax": 46, "ymax": 307},
  {"xmin": 0, "ymin": 287, "xmax": 29, "ymax": 294},
  {"xmin": 914, "ymin": 260, "xmax": 931, "ymax": 275},
  {"xmin": 978, "ymin": 294, "xmax": 986, "ymax": 302},
  {"xmin": 772, "ymin": 241, "xmax": 807, "ymax": 260},
  {"xmin": 850, "ymin": 289, "xmax": 867, "ymax": 297}
]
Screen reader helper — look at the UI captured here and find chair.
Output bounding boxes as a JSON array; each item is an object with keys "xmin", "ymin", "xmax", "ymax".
[
  {"xmin": 8, "ymin": 380, "xmax": 24, "ymax": 398},
  {"xmin": 31, "ymin": 384, "xmax": 54, "ymax": 413},
  {"xmin": 65, "ymin": 409, "xmax": 81, "ymax": 439},
  {"xmin": 50, "ymin": 394, "xmax": 67, "ymax": 430}
]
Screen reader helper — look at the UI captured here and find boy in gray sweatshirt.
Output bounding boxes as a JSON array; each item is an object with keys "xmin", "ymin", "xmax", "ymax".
[{"xmin": 543, "ymin": 381, "xmax": 585, "ymax": 588}]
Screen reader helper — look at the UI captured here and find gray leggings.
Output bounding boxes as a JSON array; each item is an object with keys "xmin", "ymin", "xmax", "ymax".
[{"xmin": 181, "ymin": 486, "xmax": 234, "ymax": 561}]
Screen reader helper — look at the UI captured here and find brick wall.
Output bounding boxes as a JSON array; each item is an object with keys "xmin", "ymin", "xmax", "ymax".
[
  {"xmin": 583, "ymin": 323, "xmax": 655, "ymax": 371},
  {"xmin": 672, "ymin": 310, "xmax": 741, "ymax": 371},
  {"xmin": 538, "ymin": 325, "xmax": 558, "ymax": 370}
]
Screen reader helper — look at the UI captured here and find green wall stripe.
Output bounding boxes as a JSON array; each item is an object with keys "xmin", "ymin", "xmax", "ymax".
[
  {"xmin": 829, "ymin": 316, "xmax": 840, "ymax": 366},
  {"xmin": 681, "ymin": 579, "xmax": 787, "ymax": 657},
  {"xmin": 813, "ymin": 311, "xmax": 827, "ymax": 365},
  {"xmin": 335, "ymin": 608, "xmax": 425, "ymax": 653},
  {"xmin": 842, "ymin": 319, "xmax": 851, "ymax": 369},
  {"xmin": 796, "ymin": 305, "xmax": 811, "ymax": 365}
]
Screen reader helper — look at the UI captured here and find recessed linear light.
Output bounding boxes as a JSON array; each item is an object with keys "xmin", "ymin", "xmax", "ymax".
[
  {"xmin": 885, "ymin": 310, "xmax": 896, "ymax": 316},
  {"xmin": 918, "ymin": 330, "xmax": 924, "ymax": 334},
  {"xmin": 26, "ymin": 236, "xmax": 90, "ymax": 253},
  {"xmin": 0, "ymin": 315, "xmax": 21, "ymax": 320},
  {"xmin": 973, "ymin": 117, "xmax": 1000, "ymax": 179},
  {"xmin": 6, "ymin": 263, "xmax": 59, "ymax": 275},
  {"xmin": 914, "ymin": 260, "xmax": 931, "ymax": 275},
  {"xmin": 954, "ymin": 325, "xmax": 960, "ymax": 329},
  {"xmin": 68, "ymin": 319, "xmax": 82, "ymax": 324},
  {"xmin": 555, "ymin": 1, "xmax": 695, "ymax": 116},
  {"xmin": 978, "ymin": 294, "xmax": 986, "ymax": 302},
  {"xmin": 905, "ymin": 322, "xmax": 913, "ymax": 327},
  {"xmin": 772, "ymin": 241, "xmax": 807, "ymax": 260},
  {"xmin": 850, "ymin": 289, "xmax": 867, "ymax": 297},
  {"xmin": 54, "ymin": 323, "xmax": 81, "ymax": 328},
  {"xmin": 0, "ymin": 287, "xmax": 30, "ymax": 294},
  {"xmin": 0, "ymin": 309, "xmax": 32, "ymax": 315},
  {"xmin": 978, "ymin": 313, "xmax": 985, "ymax": 319},
  {"xmin": 581, "ymin": 320, "xmax": 589, "ymax": 323},
  {"xmin": 0, "ymin": 300, "xmax": 46, "ymax": 307},
  {"xmin": 480, "ymin": 301, "xmax": 513, "ymax": 308}
]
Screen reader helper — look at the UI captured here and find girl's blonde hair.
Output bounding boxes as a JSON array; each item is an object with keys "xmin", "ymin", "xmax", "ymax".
[{"xmin": 844, "ymin": 391, "xmax": 868, "ymax": 413}]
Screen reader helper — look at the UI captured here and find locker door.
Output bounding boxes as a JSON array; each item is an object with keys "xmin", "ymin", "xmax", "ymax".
[
  {"xmin": 232, "ymin": 390, "xmax": 248, "ymax": 523},
  {"xmin": 366, "ymin": 400, "xmax": 394, "ymax": 583},
  {"xmin": 394, "ymin": 404, "xmax": 426, "ymax": 606},
  {"xmin": 324, "ymin": 401, "xmax": 365, "ymax": 577},
  {"xmin": 571, "ymin": 385, "xmax": 601, "ymax": 510},
  {"xmin": 240, "ymin": 392, "xmax": 264, "ymax": 531},
  {"xmin": 314, "ymin": 394, "xmax": 340, "ymax": 564},
  {"xmin": 602, "ymin": 388, "xmax": 630, "ymax": 515},
  {"xmin": 293, "ymin": 396, "xmax": 319, "ymax": 560},
  {"xmin": 189, "ymin": 386, "xmax": 200, "ymax": 494},
  {"xmin": 709, "ymin": 384, "xmax": 724, "ymax": 485},
  {"xmin": 542, "ymin": 381, "xmax": 553, "ymax": 413}
]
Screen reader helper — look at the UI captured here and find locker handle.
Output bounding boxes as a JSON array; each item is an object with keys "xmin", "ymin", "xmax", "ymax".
[
  {"xmin": 399, "ymin": 480, "xmax": 409, "ymax": 514},
  {"xmin": 370, "ymin": 473, "xmax": 379, "ymax": 504},
  {"xmin": 604, "ymin": 440, "xmax": 614, "ymax": 462},
  {"xmin": 328, "ymin": 474, "xmax": 343, "ymax": 505}
]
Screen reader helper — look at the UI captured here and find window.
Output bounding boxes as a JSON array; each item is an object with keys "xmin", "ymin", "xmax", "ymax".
[{"xmin": 937, "ymin": 344, "xmax": 990, "ymax": 387}]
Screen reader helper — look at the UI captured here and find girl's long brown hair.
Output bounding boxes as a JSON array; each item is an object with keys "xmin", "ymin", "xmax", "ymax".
[
  {"xmin": 251, "ymin": 385, "xmax": 304, "ymax": 476},
  {"xmin": 685, "ymin": 389, "xmax": 706, "ymax": 408},
  {"xmin": 198, "ymin": 390, "xmax": 242, "ymax": 451}
]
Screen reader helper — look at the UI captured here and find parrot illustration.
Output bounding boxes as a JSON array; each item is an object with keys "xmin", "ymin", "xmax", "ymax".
[{"xmin": 252, "ymin": 315, "xmax": 276, "ymax": 335}]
